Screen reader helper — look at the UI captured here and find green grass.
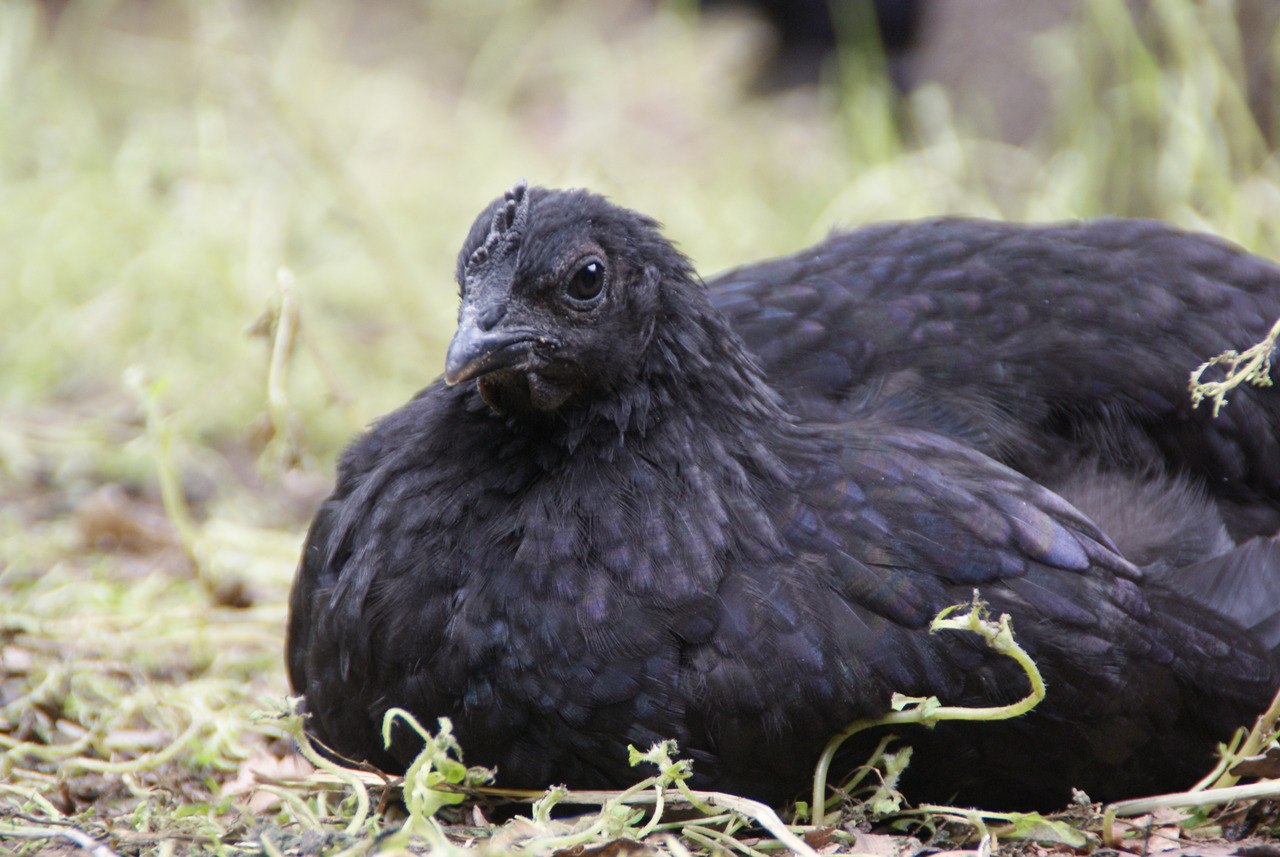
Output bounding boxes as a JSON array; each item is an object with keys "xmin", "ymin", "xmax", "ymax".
[{"xmin": 2, "ymin": 0, "xmax": 1279, "ymax": 854}]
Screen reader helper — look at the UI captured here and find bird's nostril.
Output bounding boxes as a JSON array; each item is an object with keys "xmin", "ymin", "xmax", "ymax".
[{"xmin": 477, "ymin": 304, "xmax": 508, "ymax": 331}]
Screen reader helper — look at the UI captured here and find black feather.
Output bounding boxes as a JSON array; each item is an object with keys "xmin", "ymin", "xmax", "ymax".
[{"xmin": 288, "ymin": 187, "xmax": 1280, "ymax": 810}]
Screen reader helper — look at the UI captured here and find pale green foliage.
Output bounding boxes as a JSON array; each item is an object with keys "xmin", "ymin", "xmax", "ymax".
[
  {"xmin": 1189, "ymin": 316, "xmax": 1280, "ymax": 417},
  {"xmin": 383, "ymin": 712, "xmax": 489, "ymax": 839}
]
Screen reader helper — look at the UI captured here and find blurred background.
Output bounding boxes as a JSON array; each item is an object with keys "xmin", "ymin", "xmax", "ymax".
[
  {"xmin": 4, "ymin": 0, "xmax": 1280, "ymax": 493},
  {"xmin": 1, "ymin": 0, "xmax": 1280, "ymax": 842}
]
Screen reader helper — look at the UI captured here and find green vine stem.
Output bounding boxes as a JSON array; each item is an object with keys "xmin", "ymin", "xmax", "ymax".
[{"xmin": 810, "ymin": 596, "xmax": 1046, "ymax": 827}]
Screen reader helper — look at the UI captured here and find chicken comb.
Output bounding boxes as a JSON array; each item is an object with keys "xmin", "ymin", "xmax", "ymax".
[{"xmin": 466, "ymin": 180, "xmax": 530, "ymax": 272}]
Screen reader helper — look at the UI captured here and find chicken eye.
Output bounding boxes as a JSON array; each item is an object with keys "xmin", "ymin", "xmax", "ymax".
[{"xmin": 565, "ymin": 260, "xmax": 605, "ymax": 304}]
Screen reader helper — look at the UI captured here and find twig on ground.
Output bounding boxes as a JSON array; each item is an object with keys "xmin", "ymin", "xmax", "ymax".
[
  {"xmin": 0, "ymin": 822, "xmax": 122, "ymax": 857},
  {"xmin": 1102, "ymin": 779, "xmax": 1280, "ymax": 847},
  {"xmin": 283, "ymin": 698, "xmax": 374, "ymax": 835}
]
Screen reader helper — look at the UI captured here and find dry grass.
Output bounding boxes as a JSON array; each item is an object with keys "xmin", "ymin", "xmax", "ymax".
[{"xmin": 2, "ymin": 0, "xmax": 1279, "ymax": 853}]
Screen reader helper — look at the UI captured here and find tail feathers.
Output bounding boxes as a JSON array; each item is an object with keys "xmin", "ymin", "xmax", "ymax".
[{"xmin": 1154, "ymin": 537, "xmax": 1280, "ymax": 656}]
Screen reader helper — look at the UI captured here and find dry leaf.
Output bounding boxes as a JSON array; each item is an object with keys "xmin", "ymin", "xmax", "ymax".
[
  {"xmin": 552, "ymin": 838, "xmax": 653, "ymax": 857},
  {"xmin": 803, "ymin": 827, "xmax": 836, "ymax": 849},
  {"xmin": 848, "ymin": 832, "xmax": 924, "ymax": 857},
  {"xmin": 76, "ymin": 484, "xmax": 177, "ymax": 554},
  {"xmin": 221, "ymin": 749, "xmax": 315, "ymax": 813},
  {"xmin": 1231, "ymin": 747, "xmax": 1280, "ymax": 779}
]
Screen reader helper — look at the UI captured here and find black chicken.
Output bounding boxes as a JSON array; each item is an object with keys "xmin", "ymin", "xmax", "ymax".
[{"xmin": 287, "ymin": 183, "xmax": 1280, "ymax": 811}]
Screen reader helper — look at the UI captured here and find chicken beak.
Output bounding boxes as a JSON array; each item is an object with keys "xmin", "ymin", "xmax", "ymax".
[{"xmin": 443, "ymin": 315, "xmax": 537, "ymax": 386}]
